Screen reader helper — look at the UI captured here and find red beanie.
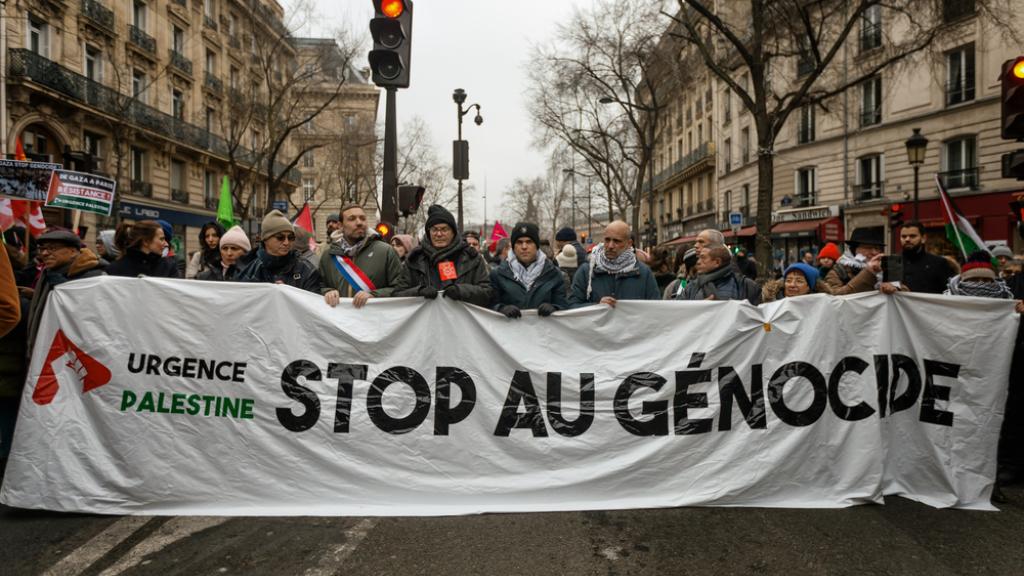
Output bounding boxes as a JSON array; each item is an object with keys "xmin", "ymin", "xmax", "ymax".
[{"xmin": 818, "ymin": 242, "xmax": 841, "ymax": 261}]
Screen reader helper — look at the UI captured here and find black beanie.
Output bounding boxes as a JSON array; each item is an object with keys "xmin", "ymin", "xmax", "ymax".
[
  {"xmin": 555, "ymin": 226, "xmax": 576, "ymax": 242},
  {"xmin": 510, "ymin": 222, "xmax": 540, "ymax": 249},
  {"xmin": 424, "ymin": 204, "xmax": 457, "ymax": 234}
]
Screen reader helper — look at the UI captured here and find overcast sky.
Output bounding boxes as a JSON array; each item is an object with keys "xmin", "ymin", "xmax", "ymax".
[{"xmin": 286, "ymin": 0, "xmax": 589, "ymax": 225}]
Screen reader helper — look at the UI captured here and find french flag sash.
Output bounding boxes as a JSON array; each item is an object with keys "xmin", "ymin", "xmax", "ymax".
[{"xmin": 332, "ymin": 255, "xmax": 376, "ymax": 293}]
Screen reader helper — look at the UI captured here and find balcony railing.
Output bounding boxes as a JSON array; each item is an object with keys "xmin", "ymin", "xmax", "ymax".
[
  {"xmin": 172, "ymin": 0, "xmax": 187, "ymax": 6},
  {"xmin": 943, "ymin": 0, "xmax": 975, "ymax": 22},
  {"xmin": 859, "ymin": 25, "xmax": 881, "ymax": 52},
  {"xmin": 853, "ymin": 182, "xmax": 885, "ymax": 202},
  {"xmin": 204, "ymin": 15, "xmax": 218, "ymax": 30},
  {"xmin": 794, "ymin": 192, "xmax": 817, "ymax": 208},
  {"xmin": 81, "ymin": 0, "xmax": 115, "ymax": 32},
  {"xmin": 171, "ymin": 188, "xmax": 189, "ymax": 203},
  {"xmin": 205, "ymin": 195, "xmax": 219, "ymax": 209},
  {"xmin": 204, "ymin": 72, "xmax": 223, "ymax": 94},
  {"xmin": 860, "ymin": 107, "xmax": 880, "ymax": 127},
  {"xmin": 131, "ymin": 180, "xmax": 153, "ymax": 197},
  {"xmin": 169, "ymin": 49, "xmax": 193, "ymax": 75},
  {"xmin": 946, "ymin": 81, "xmax": 975, "ymax": 106},
  {"xmin": 128, "ymin": 25, "xmax": 156, "ymax": 54},
  {"xmin": 229, "ymin": 36, "xmax": 241, "ymax": 49},
  {"xmin": 651, "ymin": 142, "xmax": 712, "ymax": 189},
  {"xmin": 939, "ymin": 168, "xmax": 979, "ymax": 190}
]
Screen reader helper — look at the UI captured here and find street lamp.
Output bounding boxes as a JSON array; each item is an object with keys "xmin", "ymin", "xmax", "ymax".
[
  {"xmin": 599, "ymin": 95, "xmax": 656, "ymax": 247},
  {"xmin": 562, "ymin": 167, "xmax": 576, "ymax": 231},
  {"xmin": 905, "ymin": 127, "xmax": 928, "ymax": 221},
  {"xmin": 453, "ymin": 88, "xmax": 482, "ymax": 232}
]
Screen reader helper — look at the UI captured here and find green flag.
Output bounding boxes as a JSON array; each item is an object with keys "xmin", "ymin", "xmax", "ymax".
[{"xmin": 217, "ymin": 176, "xmax": 235, "ymax": 230}]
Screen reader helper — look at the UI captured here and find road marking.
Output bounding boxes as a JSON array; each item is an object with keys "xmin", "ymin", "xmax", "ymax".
[
  {"xmin": 303, "ymin": 518, "xmax": 378, "ymax": 576},
  {"xmin": 98, "ymin": 516, "xmax": 229, "ymax": 576},
  {"xmin": 42, "ymin": 516, "xmax": 152, "ymax": 576}
]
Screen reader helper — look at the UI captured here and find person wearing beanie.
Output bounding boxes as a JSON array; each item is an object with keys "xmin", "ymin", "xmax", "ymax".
[
  {"xmin": 555, "ymin": 226, "xmax": 587, "ymax": 267},
  {"xmin": 320, "ymin": 204, "xmax": 402, "ymax": 309},
  {"xmin": 488, "ymin": 222, "xmax": 568, "ymax": 318},
  {"xmin": 555, "ymin": 244, "xmax": 579, "ymax": 292},
  {"xmin": 990, "ymin": 245, "xmax": 1014, "ymax": 271},
  {"xmin": 894, "ymin": 221, "xmax": 954, "ymax": 294},
  {"xmin": 186, "ymin": 221, "xmax": 225, "ymax": 279},
  {"xmin": 393, "ymin": 204, "xmax": 491, "ymax": 305},
  {"xmin": 817, "ymin": 242, "xmax": 848, "ymax": 291},
  {"xmin": 317, "ymin": 213, "xmax": 343, "ymax": 256},
  {"xmin": 237, "ymin": 210, "xmax": 322, "ymax": 293},
  {"xmin": 944, "ymin": 251, "xmax": 1014, "ymax": 299},
  {"xmin": 663, "ymin": 247, "xmax": 699, "ymax": 299},
  {"xmin": 197, "ymin": 226, "xmax": 251, "ymax": 281},
  {"xmin": 107, "ymin": 220, "xmax": 179, "ymax": 278},
  {"xmin": 761, "ymin": 262, "xmax": 831, "ymax": 302}
]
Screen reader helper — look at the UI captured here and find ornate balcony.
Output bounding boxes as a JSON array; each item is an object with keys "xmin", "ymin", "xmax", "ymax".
[
  {"xmin": 169, "ymin": 49, "xmax": 193, "ymax": 76},
  {"xmin": 131, "ymin": 180, "xmax": 153, "ymax": 197},
  {"xmin": 81, "ymin": 0, "xmax": 115, "ymax": 33},
  {"xmin": 128, "ymin": 25, "xmax": 156, "ymax": 54}
]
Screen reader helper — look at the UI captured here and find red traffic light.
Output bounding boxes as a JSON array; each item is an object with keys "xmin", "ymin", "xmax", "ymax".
[
  {"xmin": 375, "ymin": 222, "xmax": 393, "ymax": 240},
  {"xmin": 890, "ymin": 203, "xmax": 903, "ymax": 213},
  {"xmin": 380, "ymin": 0, "xmax": 404, "ymax": 18}
]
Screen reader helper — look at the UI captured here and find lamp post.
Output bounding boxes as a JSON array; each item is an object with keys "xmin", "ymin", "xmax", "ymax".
[
  {"xmin": 562, "ymin": 167, "xmax": 576, "ymax": 231},
  {"xmin": 905, "ymin": 127, "xmax": 928, "ymax": 221},
  {"xmin": 453, "ymin": 88, "xmax": 482, "ymax": 232}
]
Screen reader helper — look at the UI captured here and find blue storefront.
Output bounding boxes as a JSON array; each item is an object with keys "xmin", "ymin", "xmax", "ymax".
[{"xmin": 119, "ymin": 201, "xmax": 220, "ymax": 259}]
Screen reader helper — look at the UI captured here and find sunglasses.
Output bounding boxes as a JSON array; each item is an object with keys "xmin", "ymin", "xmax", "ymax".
[{"xmin": 272, "ymin": 233, "xmax": 296, "ymax": 242}]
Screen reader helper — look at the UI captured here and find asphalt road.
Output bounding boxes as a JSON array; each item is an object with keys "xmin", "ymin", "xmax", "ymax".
[{"xmin": 1, "ymin": 485, "xmax": 1022, "ymax": 576}]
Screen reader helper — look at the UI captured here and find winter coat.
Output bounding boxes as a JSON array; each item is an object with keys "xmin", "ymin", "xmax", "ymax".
[
  {"xmin": 831, "ymin": 267, "xmax": 886, "ymax": 296},
  {"xmin": 489, "ymin": 259, "xmax": 569, "ymax": 311},
  {"xmin": 680, "ymin": 264, "xmax": 761, "ymax": 305},
  {"xmin": 319, "ymin": 236, "xmax": 403, "ymax": 298},
  {"xmin": 106, "ymin": 248, "xmax": 180, "ymax": 278},
  {"xmin": 0, "ymin": 243, "xmax": 19, "ymax": 338},
  {"xmin": 760, "ymin": 277, "xmax": 834, "ymax": 303},
  {"xmin": 568, "ymin": 261, "xmax": 661, "ymax": 308},
  {"xmin": 570, "ymin": 241, "xmax": 587, "ymax": 267},
  {"xmin": 663, "ymin": 275, "xmax": 689, "ymax": 300},
  {"xmin": 393, "ymin": 238, "xmax": 492, "ymax": 307},
  {"xmin": 819, "ymin": 264, "xmax": 849, "ymax": 291},
  {"xmin": 196, "ymin": 262, "xmax": 247, "ymax": 282},
  {"xmin": 0, "ymin": 293, "xmax": 29, "ymax": 398},
  {"xmin": 901, "ymin": 248, "xmax": 954, "ymax": 294},
  {"xmin": 26, "ymin": 249, "xmax": 106, "ymax": 358},
  {"xmin": 735, "ymin": 256, "xmax": 759, "ymax": 281},
  {"xmin": 237, "ymin": 249, "xmax": 322, "ymax": 293}
]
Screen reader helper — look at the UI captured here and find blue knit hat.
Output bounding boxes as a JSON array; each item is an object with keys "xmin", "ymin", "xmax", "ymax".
[
  {"xmin": 784, "ymin": 262, "xmax": 819, "ymax": 288},
  {"xmin": 157, "ymin": 219, "xmax": 174, "ymax": 242}
]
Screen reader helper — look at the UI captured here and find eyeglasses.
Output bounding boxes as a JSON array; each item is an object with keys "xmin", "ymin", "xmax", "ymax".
[
  {"xmin": 429, "ymin": 226, "xmax": 453, "ymax": 236},
  {"xmin": 37, "ymin": 244, "xmax": 71, "ymax": 254},
  {"xmin": 271, "ymin": 233, "xmax": 296, "ymax": 242}
]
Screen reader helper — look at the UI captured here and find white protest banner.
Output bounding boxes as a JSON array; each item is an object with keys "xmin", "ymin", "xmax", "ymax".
[
  {"xmin": 45, "ymin": 169, "xmax": 117, "ymax": 216},
  {"xmin": 0, "ymin": 159, "xmax": 61, "ymax": 202},
  {"xmin": 0, "ymin": 277, "xmax": 1016, "ymax": 516}
]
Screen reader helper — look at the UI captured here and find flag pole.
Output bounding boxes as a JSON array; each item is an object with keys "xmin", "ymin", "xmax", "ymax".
[{"xmin": 934, "ymin": 175, "xmax": 968, "ymax": 261}]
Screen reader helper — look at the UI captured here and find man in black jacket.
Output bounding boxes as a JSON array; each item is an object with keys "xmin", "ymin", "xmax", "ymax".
[
  {"xmin": 899, "ymin": 221, "xmax": 954, "ymax": 294},
  {"xmin": 490, "ymin": 222, "xmax": 568, "ymax": 318}
]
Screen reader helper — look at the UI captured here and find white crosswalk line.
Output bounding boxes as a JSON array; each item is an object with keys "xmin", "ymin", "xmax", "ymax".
[
  {"xmin": 98, "ymin": 516, "xmax": 229, "ymax": 576},
  {"xmin": 302, "ymin": 518, "xmax": 378, "ymax": 576},
  {"xmin": 42, "ymin": 516, "xmax": 152, "ymax": 576}
]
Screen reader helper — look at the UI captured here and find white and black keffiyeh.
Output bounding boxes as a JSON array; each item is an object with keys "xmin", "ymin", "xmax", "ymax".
[
  {"xmin": 944, "ymin": 275, "xmax": 1014, "ymax": 299},
  {"xmin": 509, "ymin": 250, "xmax": 548, "ymax": 290},
  {"xmin": 586, "ymin": 244, "xmax": 639, "ymax": 299}
]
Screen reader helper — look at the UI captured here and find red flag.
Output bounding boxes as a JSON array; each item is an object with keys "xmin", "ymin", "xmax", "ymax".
[
  {"xmin": 14, "ymin": 136, "xmax": 27, "ymax": 161},
  {"xmin": 11, "ymin": 136, "xmax": 46, "ymax": 237},
  {"xmin": 489, "ymin": 221, "xmax": 507, "ymax": 243},
  {"xmin": 0, "ymin": 199, "xmax": 15, "ymax": 231},
  {"xmin": 293, "ymin": 203, "xmax": 318, "ymax": 252}
]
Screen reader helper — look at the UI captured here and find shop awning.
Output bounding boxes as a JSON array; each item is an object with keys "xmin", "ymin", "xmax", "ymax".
[
  {"xmin": 662, "ymin": 234, "xmax": 698, "ymax": 246},
  {"xmin": 723, "ymin": 225, "xmax": 757, "ymax": 238},
  {"xmin": 772, "ymin": 216, "xmax": 842, "ymax": 240}
]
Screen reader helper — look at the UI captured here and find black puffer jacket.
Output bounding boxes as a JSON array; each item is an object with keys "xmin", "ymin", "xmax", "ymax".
[
  {"xmin": 237, "ymin": 249, "xmax": 322, "ymax": 293},
  {"xmin": 489, "ymin": 258, "xmax": 568, "ymax": 311},
  {"xmin": 394, "ymin": 238, "xmax": 491, "ymax": 306},
  {"xmin": 105, "ymin": 248, "xmax": 180, "ymax": 278},
  {"xmin": 901, "ymin": 247, "xmax": 954, "ymax": 294}
]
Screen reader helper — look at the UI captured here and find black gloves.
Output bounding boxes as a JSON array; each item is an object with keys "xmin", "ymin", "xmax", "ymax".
[
  {"xmin": 419, "ymin": 286, "xmax": 438, "ymax": 300},
  {"xmin": 499, "ymin": 304, "xmax": 522, "ymax": 319},
  {"xmin": 537, "ymin": 303, "xmax": 557, "ymax": 317},
  {"xmin": 443, "ymin": 284, "xmax": 463, "ymax": 301}
]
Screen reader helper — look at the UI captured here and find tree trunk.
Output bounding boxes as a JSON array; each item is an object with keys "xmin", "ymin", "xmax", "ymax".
[{"xmin": 754, "ymin": 134, "xmax": 774, "ymax": 281}]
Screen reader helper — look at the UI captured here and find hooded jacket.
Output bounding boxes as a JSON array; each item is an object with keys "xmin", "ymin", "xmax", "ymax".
[
  {"xmin": 319, "ymin": 232, "xmax": 403, "ymax": 298},
  {"xmin": 26, "ymin": 249, "xmax": 106, "ymax": 357},
  {"xmin": 106, "ymin": 248, "xmax": 180, "ymax": 278},
  {"xmin": 237, "ymin": 248, "xmax": 322, "ymax": 293},
  {"xmin": 393, "ymin": 238, "xmax": 492, "ymax": 306},
  {"xmin": 489, "ymin": 258, "xmax": 569, "ymax": 311}
]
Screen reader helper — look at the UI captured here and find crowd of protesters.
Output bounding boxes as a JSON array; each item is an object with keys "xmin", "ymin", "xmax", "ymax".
[{"xmin": 1, "ymin": 204, "xmax": 1023, "ymax": 502}]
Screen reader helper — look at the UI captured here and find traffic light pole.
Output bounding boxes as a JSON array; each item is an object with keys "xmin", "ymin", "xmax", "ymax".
[{"xmin": 382, "ymin": 87, "xmax": 398, "ymax": 226}]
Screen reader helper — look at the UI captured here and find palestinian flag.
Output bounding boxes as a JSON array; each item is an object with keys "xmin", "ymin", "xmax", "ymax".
[{"xmin": 935, "ymin": 174, "xmax": 988, "ymax": 260}]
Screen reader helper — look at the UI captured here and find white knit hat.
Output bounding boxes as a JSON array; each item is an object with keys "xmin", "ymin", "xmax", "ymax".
[
  {"xmin": 219, "ymin": 225, "xmax": 251, "ymax": 252},
  {"xmin": 556, "ymin": 244, "xmax": 577, "ymax": 268}
]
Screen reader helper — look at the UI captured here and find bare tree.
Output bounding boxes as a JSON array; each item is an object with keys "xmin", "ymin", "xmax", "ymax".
[
  {"xmin": 665, "ymin": 0, "xmax": 1018, "ymax": 276},
  {"xmin": 527, "ymin": 0, "xmax": 686, "ymax": 243}
]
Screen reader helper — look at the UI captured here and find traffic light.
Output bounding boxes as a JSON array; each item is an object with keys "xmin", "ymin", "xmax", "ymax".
[
  {"xmin": 889, "ymin": 203, "xmax": 905, "ymax": 228},
  {"xmin": 1003, "ymin": 149, "xmax": 1024, "ymax": 180},
  {"xmin": 375, "ymin": 221, "xmax": 394, "ymax": 241},
  {"xmin": 1001, "ymin": 57, "xmax": 1024, "ymax": 140},
  {"xmin": 368, "ymin": 0, "xmax": 413, "ymax": 89},
  {"xmin": 398, "ymin": 185, "xmax": 425, "ymax": 217}
]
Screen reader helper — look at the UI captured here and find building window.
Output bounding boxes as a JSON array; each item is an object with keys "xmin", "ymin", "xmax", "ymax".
[
  {"xmin": 797, "ymin": 104, "xmax": 815, "ymax": 144},
  {"xmin": 228, "ymin": 13, "xmax": 238, "ymax": 37},
  {"xmin": 172, "ymin": 89, "xmax": 184, "ymax": 119},
  {"xmin": 742, "ymin": 184, "xmax": 750, "ymax": 211},
  {"xmin": 170, "ymin": 160, "xmax": 186, "ymax": 201},
  {"xmin": 230, "ymin": 66, "xmax": 239, "ymax": 90},
  {"xmin": 131, "ymin": 147, "xmax": 145, "ymax": 181},
  {"xmin": 132, "ymin": 70, "xmax": 146, "ymax": 103},
  {"xmin": 740, "ymin": 127, "xmax": 750, "ymax": 165},
  {"xmin": 84, "ymin": 45, "xmax": 102, "ymax": 82},
  {"xmin": 28, "ymin": 15, "xmax": 50, "ymax": 58},
  {"xmin": 132, "ymin": 0, "xmax": 146, "ymax": 29},
  {"xmin": 204, "ymin": 171, "xmax": 216, "ymax": 207},
  {"xmin": 723, "ymin": 189, "xmax": 732, "ymax": 215},
  {"xmin": 84, "ymin": 132, "xmax": 103, "ymax": 158},
  {"xmin": 860, "ymin": 76, "xmax": 881, "ymax": 127},
  {"xmin": 723, "ymin": 90, "xmax": 731, "ymax": 124},
  {"xmin": 856, "ymin": 154, "xmax": 884, "ymax": 200},
  {"xmin": 204, "ymin": 0, "xmax": 215, "ymax": 19},
  {"xmin": 302, "ymin": 178, "xmax": 315, "ymax": 202},
  {"xmin": 943, "ymin": 0, "xmax": 975, "ymax": 23},
  {"xmin": 860, "ymin": 5, "xmax": 882, "ymax": 52},
  {"xmin": 206, "ymin": 107, "xmax": 215, "ymax": 132},
  {"xmin": 723, "ymin": 138, "xmax": 732, "ymax": 174},
  {"xmin": 942, "ymin": 136, "xmax": 978, "ymax": 189},
  {"xmin": 303, "ymin": 151, "xmax": 314, "ymax": 168},
  {"xmin": 206, "ymin": 50, "xmax": 216, "ymax": 75},
  {"xmin": 172, "ymin": 26, "xmax": 185, "ymax": 53},
  {"xmin": 795, "ymin": 167, "xmax": 817, "ymax": 207},
  {"xmin": 946, "ymin": 44, "xmax": 975, "ymax": 106}
]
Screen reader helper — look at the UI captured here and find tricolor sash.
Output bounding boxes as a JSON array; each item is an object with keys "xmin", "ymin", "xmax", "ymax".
[{"xmin": 332, "ymin": 255, "xmax": 376, "ymax": 293}]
